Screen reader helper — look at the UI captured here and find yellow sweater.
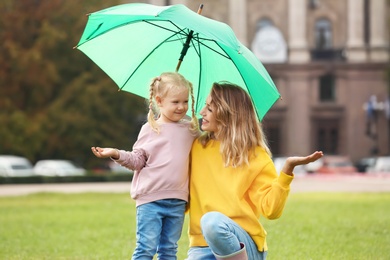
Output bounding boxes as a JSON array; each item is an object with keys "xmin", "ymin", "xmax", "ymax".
[{"xmin": 188, "ymin": 139, "xmax": 294, "ymax": 251}]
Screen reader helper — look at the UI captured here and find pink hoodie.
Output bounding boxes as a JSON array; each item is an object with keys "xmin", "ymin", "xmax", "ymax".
[{"xmin": 115, "ymin": 121, "xmax": 198, "ymax": 206}]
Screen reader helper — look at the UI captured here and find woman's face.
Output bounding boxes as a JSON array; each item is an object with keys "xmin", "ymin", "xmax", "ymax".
[{"xmin": 200, "ymin": 95, "xmax": 218, "ymax": 133}]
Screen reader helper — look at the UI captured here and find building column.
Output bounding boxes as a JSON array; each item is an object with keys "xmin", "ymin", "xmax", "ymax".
[
  {"xmin": 288, "ymin": 0, "xmax": 310, "ymax": 63},
  {"xmin": 369, "ymin": 0, "xmax": 389, "ymax": 62},
  {"xmin": 148, "ymin": 0, "xmax": 165, "ymax": 5},
  {"xmin": 285, "ymin": 74, "xmax": 311, "ymax": 155},
  {"xmin": 346, "ymin": 0, "xmax": 367, "ymax": 62},
  {"xmin": 229, "ymin": 0, "xmax": 247, "ymax": 46}
]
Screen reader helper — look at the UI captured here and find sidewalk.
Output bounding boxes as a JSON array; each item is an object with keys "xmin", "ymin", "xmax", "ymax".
[
  {"xmin": 291, "ymin": 173, "xmax": 390, "ymax": 193},
  {"xmin": 0, "ymin": 174, "xmax": 389, "ymax": 197},
  {"xmin": 0, "ymin": 182, "xmax": 131, "ymax": 197}
]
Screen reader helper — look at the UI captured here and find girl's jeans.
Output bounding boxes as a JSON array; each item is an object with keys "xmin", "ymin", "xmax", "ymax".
[
  {"xmin": 132, "ymin": 199, "xmax": 186, "ymax": 260},
  {"xmin": 186, "ymin": 211, "xmax": 267, "ymax": 260}
]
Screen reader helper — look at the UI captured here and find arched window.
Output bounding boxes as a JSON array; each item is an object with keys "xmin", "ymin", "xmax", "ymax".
[
  {"xmin": 252, "ymin": 18, "xmax": 287, "ymax": 63},
  {"xmin": 315, "ymin": 18, "xmax": 332, "ymax": 49},
  {"xmin": 256, "ymin": 18, "xmax": 273, "ymax": 31}
]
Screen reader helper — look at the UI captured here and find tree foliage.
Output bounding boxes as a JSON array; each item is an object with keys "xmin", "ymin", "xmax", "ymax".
[{"xmin": 0, "ymin": 0, "xmax": 147, "ymax": 168}]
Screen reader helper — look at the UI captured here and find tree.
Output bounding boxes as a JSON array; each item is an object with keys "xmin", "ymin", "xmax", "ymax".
[{"xmin": 0, "ymin": 0, "xmax": 146, "ymax": 168}]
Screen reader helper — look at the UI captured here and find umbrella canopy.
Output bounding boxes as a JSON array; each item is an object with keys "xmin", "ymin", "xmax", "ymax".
[{"xmin": 75, "ymin": 3, "xmax": 280, "ymax": 120}]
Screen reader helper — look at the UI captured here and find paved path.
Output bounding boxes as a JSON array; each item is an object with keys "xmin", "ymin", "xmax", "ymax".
[
  {"xmin": 291, "ymin": 173, "xmax": 390, "ymax": 193},
  {"xmin": 0, "ymin": 174, "xmax": 389, "ymax": 197}
]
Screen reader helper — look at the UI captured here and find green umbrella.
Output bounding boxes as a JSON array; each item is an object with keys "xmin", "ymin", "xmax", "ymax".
[{"xmin": 75, "ymin": 3, "xmax": 280, "ymax": 120}]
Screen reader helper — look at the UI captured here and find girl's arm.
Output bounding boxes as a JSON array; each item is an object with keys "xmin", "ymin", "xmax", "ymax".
[
  {"xmin": 91, "ymin": 147, "xmax": 147, "ymax": 171},
  {"xmin": 91, "ymin": 147, "xmax": 119, "ymax": 159}
]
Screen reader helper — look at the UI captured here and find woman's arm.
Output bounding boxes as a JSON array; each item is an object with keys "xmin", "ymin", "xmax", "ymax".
[{"xmin": 282, "ymin": 151, "xmax": 323, "ymax": 176}]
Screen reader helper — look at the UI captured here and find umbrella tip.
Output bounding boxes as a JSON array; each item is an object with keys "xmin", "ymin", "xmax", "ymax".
[{"xmin": 197, "ymin": 4, "xmax": 204, "ymax": 14}]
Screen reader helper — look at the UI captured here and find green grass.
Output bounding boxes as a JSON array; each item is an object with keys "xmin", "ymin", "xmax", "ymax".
[{"xmin": 0, "ymin": 192, "xmax": 389, "ymax": 260}]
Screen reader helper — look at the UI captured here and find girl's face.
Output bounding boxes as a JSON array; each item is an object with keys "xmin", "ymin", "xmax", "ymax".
[
  {"xmin": 157, "ymin": 88, "xmax": 189, "ymax": 123},
  {"xmin": 200, "ymin": 95, "xmax": 218, "ymax": 133}
]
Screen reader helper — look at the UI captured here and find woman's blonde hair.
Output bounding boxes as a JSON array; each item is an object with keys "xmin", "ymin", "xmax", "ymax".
[
  {"xmin": 147, "ymin": 72, "xmax": 198, "ymax": 133},
  {"xmin": 199, "ymin": 82, "xmax": 271, "ymax": 167}
]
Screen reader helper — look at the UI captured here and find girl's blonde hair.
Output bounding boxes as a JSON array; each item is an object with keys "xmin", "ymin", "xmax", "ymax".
[
  {"xmin": 147, "ymin": 72, "xmax": 198, "ymax": 133},
  {"xmin": 199, "ymin": 82, "xmax": 271, "ymax": 167}
]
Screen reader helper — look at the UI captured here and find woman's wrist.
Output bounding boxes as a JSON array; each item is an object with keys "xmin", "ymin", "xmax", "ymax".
[{"xmin": 282, "ymin": 160, "xmax": 294, "ymax": 175}]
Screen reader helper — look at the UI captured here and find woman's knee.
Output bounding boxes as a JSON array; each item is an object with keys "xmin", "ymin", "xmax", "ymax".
[
  {"xmin": 201, "ymin": 211, "xmax": 222, "ymax": 227},
  {"xmin": 200, "ymin": 211, "xmax": 225, "ymax": 236}
]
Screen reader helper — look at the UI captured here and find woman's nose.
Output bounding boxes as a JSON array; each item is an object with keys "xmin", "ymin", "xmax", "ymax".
[{"xmin": 200, "ymin": 107, "xmax": 206, "ymax": 116}]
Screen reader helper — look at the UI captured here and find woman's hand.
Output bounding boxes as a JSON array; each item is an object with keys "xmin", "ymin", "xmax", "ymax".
[
  {"xmin": 91, "ymin": 147, "xmax": 120, "ymax": 160},
  {"xmin": 282, "ymin": 151, "xmax": 323, "ymax": 175}
]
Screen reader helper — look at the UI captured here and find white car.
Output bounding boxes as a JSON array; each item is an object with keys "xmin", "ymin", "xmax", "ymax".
[
  {"xmin": 34, "ymin": 160, "xmax": 86, "ymax": 176},
  {"xmin": 366, "ymin": 156, "xmax": 390, "ymax": 173},
  {"xmin": 0, "ymin": 155, "xmax": 35, "ymax": 177},
  {"xmin": 273, "ymin": 156, "xmax": 307, "ymax": 175}
]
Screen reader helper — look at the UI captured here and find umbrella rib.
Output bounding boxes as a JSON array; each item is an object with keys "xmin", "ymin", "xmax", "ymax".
[
  {"xmin": 144, "ymin": 20, "xmax": 188, "ymax": 37},
  {"xmin": 144, "ymin": 21, "xmax": 232, "ymax": 60},
  {"xmin": 119, "ymin": 31, "xmax": 183, "ymax": 90},
  {"xmin": 192, "ymin": 36, "xmax": 231, "ymax": 59},
  {"xmin": 187, "ymin": 34, "xmax": 203, "ymax": 112},
  {"xmin": 77, "ymin": 20, "xmax": 187, "ymax": 48}
]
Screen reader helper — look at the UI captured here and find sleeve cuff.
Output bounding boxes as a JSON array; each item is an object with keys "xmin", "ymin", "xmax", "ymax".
[{"xmin": 278, "ymin": 171, "xmax": 294, "ymax": 188}]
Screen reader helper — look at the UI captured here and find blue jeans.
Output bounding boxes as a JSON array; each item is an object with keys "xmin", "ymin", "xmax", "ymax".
[
  {"xmin": 132, "ymin": 199, "xmax": 186, "ymax": 260},
  {"xmin": 186, "ymin": 212, "xmax": 267, "ymax": 260}
]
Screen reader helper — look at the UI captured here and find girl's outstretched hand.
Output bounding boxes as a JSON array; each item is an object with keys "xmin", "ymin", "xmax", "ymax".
[
  {"xmin": 282, "ymin": 151, "xmax": 323, "ymax": 175},
  {"xmin": 91, "ymin": 147, "xmax": 120, "ymax": 160}
]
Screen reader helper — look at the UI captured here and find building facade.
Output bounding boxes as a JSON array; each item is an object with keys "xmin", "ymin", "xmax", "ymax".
[{"xmin": 149, "ymin": 0, "xmax": 389, "ymax": 161}]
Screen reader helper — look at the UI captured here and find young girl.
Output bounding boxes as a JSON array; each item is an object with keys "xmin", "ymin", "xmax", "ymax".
[
  {"xmin": 91, "ymin": 72, "xmax": 199, "ymax": 259},
  {"xmin": 186, "ymin": 82, "xmax": 323, "ymax": 260}
]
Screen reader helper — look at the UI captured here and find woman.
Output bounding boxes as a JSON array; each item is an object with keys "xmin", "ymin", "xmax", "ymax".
[{"xmin": 186, "ymin": 82, "xmax": 323, "ymax": 259}]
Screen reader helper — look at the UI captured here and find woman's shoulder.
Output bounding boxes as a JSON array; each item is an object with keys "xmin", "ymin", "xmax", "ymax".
[{"xmin": 253, "ymin": 146, "xmax": 273, "ymax": 163}]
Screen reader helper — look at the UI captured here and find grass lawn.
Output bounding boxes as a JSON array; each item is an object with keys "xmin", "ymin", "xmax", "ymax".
[{"xmin": 0, "ymin": 192, "xmax": 389, "ymax": 260}]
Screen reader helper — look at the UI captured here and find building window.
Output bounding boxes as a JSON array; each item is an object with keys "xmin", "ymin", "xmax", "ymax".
[
  {"xmin": 315, "ymin": 18, "xmax": 332, "ymax": 49},
  {"xmin": 364, "ymin": 0, "xmax": 370, "ymax": 45},
  {"xmin": 309, "ymin": 0, "xmax": 320, "ymax": 9},
  {"xmin": 319, "ymin": 74, "xmax": 335, "ymax": 102},
  {"xmin": 264, "ymin": 124, "xmax": 281, "ymax": 156},
  {"xmin": 315, "ymin": 120, "xmax": 339, "ymax": 154}
]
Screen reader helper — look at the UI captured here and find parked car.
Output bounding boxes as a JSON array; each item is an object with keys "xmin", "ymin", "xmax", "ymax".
[
  {"xmin": 273, "ymin": 156, "xmax": 306, "ymax": 175},
  {"xmin": 355, "ymin": 157, "xmax": 376, "ymax": 173},
  {"xmin": 34, "ymin": 160, "xmax": 86, "ymax": 176},
  {"xmin": 304, "ymin": 157, "xmax": 323, "ymax": 173},
  {"xmin": 108, "ymin": 161, "xmax": 132, "ymax": 174},
  {"xmin": 0, "ymin": 155, "xmax": 35, "ymax": 177},
  {"xmin": 316, "ymin": 155, "xmax": 357, "ymax": 174},
  {"xmin": 366, "ymin": 156, "xmax": 390, "ymax": 173}
]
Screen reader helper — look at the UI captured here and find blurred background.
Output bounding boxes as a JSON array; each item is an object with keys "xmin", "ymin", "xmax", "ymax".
[{"xmin": 0, "ymin": 0, "xmax": 389, "ymax": 176}]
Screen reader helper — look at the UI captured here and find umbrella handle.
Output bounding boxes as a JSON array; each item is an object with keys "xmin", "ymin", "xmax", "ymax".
[{"xmin": 175, "ymin": 4, "xmax": 204, "ymax": 72}]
